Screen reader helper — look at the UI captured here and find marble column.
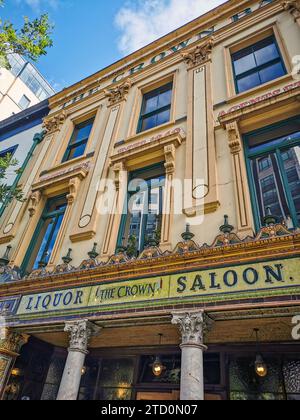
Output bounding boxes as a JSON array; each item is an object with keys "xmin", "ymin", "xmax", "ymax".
[
  {"xmin": 172, "ymin": 311, "xmax": 212, "ymax": 401},
  {"xmin": 0, "ymin": 328, "xmax": 29, "ymax": 400},
  {"xmin": 57, "ymin": 320, "xmax": 100, "ymax": 401}
]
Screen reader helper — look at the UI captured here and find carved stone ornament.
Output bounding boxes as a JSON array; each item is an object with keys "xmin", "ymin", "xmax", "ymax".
[
  {"xmin": 226, "ymin": 122, "xmax": 242, "ymax": 154},
  {"xmin": 67, "ymin": 177, "xmax": 80, "ymax": 205},
  {"xmin": 65, "ymin": 320, "xmax": 100, "ymax": 354},
  {"xmin": 282, "ymin": 0, "xmax": 300, "ymax": 18},
  {"xmin": 172, "ymin": 312, "xmax": 213, "ymax": 347},
  {"xmin": 0, "ymin": 329, "xmax": 29, "ymax": 354},
  {"xmin": 28, "ymin": 190, "xmax": 42, "ymax": 217},
  {"xmin": 43, "ymin": 111, "xmax": 67, "ymax": 135},
  {"xmin": 105, "ymin": 80, "xmax": 132, "ymax": 106},
  {"xmin": 182, "ymin": 38, "xmax": 214, "ymax": 69},
  {"xmin": 164, "ymin": 144, "xmax": 176, "ymax": 175}
]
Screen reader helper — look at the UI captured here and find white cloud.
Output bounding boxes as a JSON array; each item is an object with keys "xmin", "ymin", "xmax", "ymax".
[
  {"xmin": 15, "ymin": 0, "xmax": 59, "ymax": 12},
  {"xmin": 115, "ymin": 0, "xmax": 226, "ymax": 55}
]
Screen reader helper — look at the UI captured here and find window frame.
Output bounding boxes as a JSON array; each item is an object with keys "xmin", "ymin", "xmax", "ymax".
[
  {"xmin": 231, "ymin": 35, "xmax": 287, "ymax": 94},
  {"xmin": 137, "ymin": 83, "xmax": 173, "ymax": 134},
  {"xmin": 21, "ymin": 195, "xmax": 67, "ymax": 275},
  {"xmin": 0, "ymin": 145, "xmax": 18, "ymax": 159},
  {"xmin": 116, "ymin": 163, "xmax": 166, "ymax": 254},
  {"xmin": 62, "ymin": 118, "xmax": 95, "ymax": 163},
  {"xmin": 244, "ymin": 116, "xmax": 300, "ymax": 232}
]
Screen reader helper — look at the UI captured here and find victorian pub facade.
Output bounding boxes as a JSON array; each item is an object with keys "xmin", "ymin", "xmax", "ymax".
[{"xmin": 0, "ymin": 0, "xmax": 300, "ymax": 401}]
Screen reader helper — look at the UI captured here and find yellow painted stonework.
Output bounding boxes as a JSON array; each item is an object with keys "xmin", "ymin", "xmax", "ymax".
[{"xmin": 16, "ymin": 258, "xmax": 300, "ymax": 316}]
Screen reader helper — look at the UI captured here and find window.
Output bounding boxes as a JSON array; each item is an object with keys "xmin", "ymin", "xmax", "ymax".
[
  {"xmin": 117, "ymin": 165, "xmax": 165, "ymax": 254},
  {"xmin": 8, "ymin": 54, "xmax": 55, "ymax": 100},
  {"xmin": 21, "ymin": 196, "xmax": 67, "ymax": 274},
  {"xmin": 18, "ymin": 95, "xmax": 31, "ymax": 110},
  {"xmin": 138, "ymin": 83, "xmax": 173, "ymax": 133},
  {"xmin": 0, "ymin": 145, "xmax": 18, "ymax": 159},
  {"xmin": 258, "ymin": 157, "xmax": 271, "ymax": 172},
  {"xmin": 245, "ymin": 117, "xmax": 300, "ymax": 230},
  {"xmin": 232, "ymin": 36, "xmax": 286, "ymax": 94},
  {"xmin": 62, "ymin": 118, "xmax": 94, "ymax": 162}
]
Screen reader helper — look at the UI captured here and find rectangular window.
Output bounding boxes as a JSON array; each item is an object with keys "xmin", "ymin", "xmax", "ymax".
[
  {"xmin": 21, "ymin": 196, "xmax": 67, "ymax": 274},
  {"xmin": 245, "ymin": 117, "xmax": 300, "ymax": 230},
  {"xmin": 232, "ymin": 36, "xmax": 286, "ymax": 94},
  {"xmin": 18, "ymin": 95, "xmax": 31, "ymax": 110},
  {"xmin": 117, "ymin": 165, "xmax": 165, "ymax": 255},
  {"xmin": 62, "ymin": 118, "xmax": 94, "ymax": 162},
  {"xmin": 138, "ymin": 83, "xmax": 173, "ymax": 133}
]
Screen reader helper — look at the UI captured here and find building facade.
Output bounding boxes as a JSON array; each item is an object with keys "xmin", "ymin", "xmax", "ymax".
[
  {"xmin": 0, "ymin": 54, "xmax": 55, "ymax": 121},
  {"xmin": 0, "ymin": 100, "xmax": 50, "ymax": 218},
  {"xmin": 0, "ymin": 0, "xmax": 300, "ymax": 401}
]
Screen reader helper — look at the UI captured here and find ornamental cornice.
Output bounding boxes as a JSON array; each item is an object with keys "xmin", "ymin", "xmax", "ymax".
[{"xmin": 1, "ymin": 224, "xmax": 300, "ymax": 296}]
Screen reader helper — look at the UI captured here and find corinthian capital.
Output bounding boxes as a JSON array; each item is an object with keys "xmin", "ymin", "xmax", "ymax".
[
  {"xmin": 64, "ymin": 320, "xmax": 101, "ymax": 354},
  {"xmin": 172, "ymin": 311, "xmax": 213, "ymax": 346}
]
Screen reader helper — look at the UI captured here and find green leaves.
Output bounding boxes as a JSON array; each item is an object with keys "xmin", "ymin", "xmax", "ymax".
[
  {"xmin": 0, "ymin": 154, "xmax": 24, "ymax": 205},
  {"xmin": 0, "ymin": 1, "xmax": 53, "ymax": 69}
]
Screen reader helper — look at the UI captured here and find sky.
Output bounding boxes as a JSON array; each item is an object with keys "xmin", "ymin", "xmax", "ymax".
[{"xmin": 1, "ymin": 0, "xmax": 226, "ymax": 92}]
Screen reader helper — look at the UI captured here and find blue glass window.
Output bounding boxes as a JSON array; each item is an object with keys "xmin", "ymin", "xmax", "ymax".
[
  {"xmin": 232, "ymin": 37, "xmax": 286, "ymax": 94},
  {"xmin": 22, "ymin": 196, "xmax": 67, "ymax": 274},
  {"xmin": 62, "ymin": 118, "xmax": 94, "ymax": 162},
  {"xmin": 138, "ymin": 83, "xmax": 173, "ymax": 133},
  {"xmin": 245, "ymin": 117, "xmax": 300, "ymax": 230},
  {"xmin": 117, "ymin": 165, "xmax": 165, "ymax": 254}
]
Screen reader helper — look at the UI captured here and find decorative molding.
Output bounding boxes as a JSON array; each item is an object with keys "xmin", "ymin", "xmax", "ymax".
[
  {"xmin": 171, "ymin": 311, "xmax": 213, "ymax": 347},
  {"xmin": 164, "ymin": 144, "xmax": 176, "ymax": 175},
  {"xmin": 0, "ymin": 266, "xmax": 21, "ymax": 284},
  {"xmin": 282, "ymin": 0, "xmax": 300, "ymax": 20},
  {"xmin": 64, "ymin": 320, "xmax": 101, "ymax": 354},
  {"xmin": 43, "ymin": 111, "xmax": 67, "ymax": 135},
  {"xmin": 104, "ymin": 79, "xmax": 132, "ymax": 106},
  {"xmin": 113, "ymin": 162, "xmax": 126, "ymax": 191},
  {"xmin": 2, "ymin": 219, "xmax": 297, "ymax": 283},
  {"xmin": 226, "ymin": 122, "xmax": 241, "ymax": 154},
  {"xmin": 28, "ymin": 191, "xmax": 42, "ymax": 217},
  {"xmin": 182, "ymin": 38, "xmax": 214, "ymax": 69},
  {"xmin": 0, "ymin": 329, "xmax": 29, "ymax": 355},
  {"xmin": 67, "ymin": 177, "xmax": 80, "ymax": 205}
]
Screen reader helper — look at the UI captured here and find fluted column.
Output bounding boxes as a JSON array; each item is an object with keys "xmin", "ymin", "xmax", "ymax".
[
  {"xmin": 0, "ymin": 327, "xmax": 29, "ymax": 399},
  {"xmin": 172, "ymin": 311, "xmax": 212, "ymax": 401},
  {"xmin": 57, "ymin": 320, "xmax": 100, "ymax": 400}
]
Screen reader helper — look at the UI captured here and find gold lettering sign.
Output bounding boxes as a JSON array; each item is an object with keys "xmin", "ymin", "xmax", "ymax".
[{"xmin": 16, "ymin": 258, "xmax": 300, "ymax": 316}]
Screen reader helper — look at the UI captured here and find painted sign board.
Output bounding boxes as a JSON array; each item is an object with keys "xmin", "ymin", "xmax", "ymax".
[{"xmin": 15, "ymin": 258, "xmax": 300, "ymax": 317}]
